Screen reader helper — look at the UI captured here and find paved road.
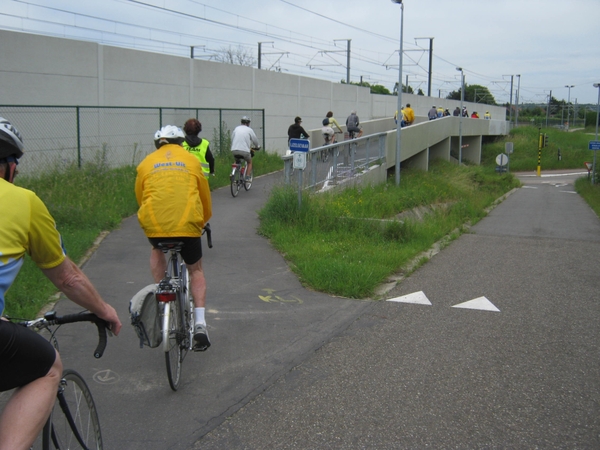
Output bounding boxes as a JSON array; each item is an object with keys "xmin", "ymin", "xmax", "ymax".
[
  {"xmin": 38, "ymin": 171, "xmax": 371, "ymax": 450},
  {"xmin": 5, "ymin": 169, "xmax": 599, "ymax": 448},
  {"xmin": 195, "ymin": 170, "xmax": 600, "ymax": 449}
]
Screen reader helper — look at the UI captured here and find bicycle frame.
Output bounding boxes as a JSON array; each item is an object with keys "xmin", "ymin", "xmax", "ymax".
[
  {"xmin": 230, "ymin": 156, "xmax": 253, "ymax": 197},
  {"xmin": 157, "ymin": 246, "xmax": 190, "ymax": 353}
]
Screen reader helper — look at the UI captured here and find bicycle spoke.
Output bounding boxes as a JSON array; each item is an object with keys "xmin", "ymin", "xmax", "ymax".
[
  {"xmin": 43, "ymin": 369, "xmax": 103, "ymax": 450},
  {"xmin": 164, "ymin": 300, "xmax": 182, "ymax": 391}
]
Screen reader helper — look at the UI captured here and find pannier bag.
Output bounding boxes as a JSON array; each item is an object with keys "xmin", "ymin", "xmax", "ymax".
[{"xmin": 129, "ymin": 284, "xmax": 162, "ymax": 348}]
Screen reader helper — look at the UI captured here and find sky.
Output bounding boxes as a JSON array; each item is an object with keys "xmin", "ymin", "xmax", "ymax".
[{"xmin": 1, "ymin": 0, "xmax": 599, "ymax": 106}]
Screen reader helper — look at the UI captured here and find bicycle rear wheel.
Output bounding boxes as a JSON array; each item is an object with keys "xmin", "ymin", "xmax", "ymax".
[
  {"xmin": 43, "ymin": 369, "xmax": 103, "ymax": 450},
  {"xmin": 163, "ymin": 300, "xmax": 183, "ymax": 391},
  {"xmin": 230, "ymin": 170, "xmax": 240, "ymax": 197}
]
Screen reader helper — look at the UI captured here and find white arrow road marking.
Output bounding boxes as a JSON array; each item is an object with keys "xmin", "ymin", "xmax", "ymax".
[
  {"xmin": 452, "ymin": 296, "xmax": 500, "ymax": 312},
  {"xmin": 387, "ymin": 291, "xmax": 432, "ymax": 305}
]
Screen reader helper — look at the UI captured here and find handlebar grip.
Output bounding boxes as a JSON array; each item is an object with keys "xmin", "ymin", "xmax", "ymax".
[
  {"xmin": 204, "ymin": 223, "xmax": 213, "ymax": 249},
  {"xmin": 53, "ymin": 312, "xmax": 108, "ymax": 359}
]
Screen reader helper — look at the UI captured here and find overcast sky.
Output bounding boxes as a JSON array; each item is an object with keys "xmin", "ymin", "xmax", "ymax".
[{"xmin": 2, "ymin": 0, "xmax": 599, "ymax": 105}]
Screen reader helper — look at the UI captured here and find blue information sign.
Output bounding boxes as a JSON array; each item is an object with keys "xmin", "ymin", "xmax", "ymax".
[
  {"xmin": 589, "ymin": 140, "xmax": 600, "ymax": 151},
  {"xmin": 289, "ymin": 138, "xmax": 310, "ymax": 152}
]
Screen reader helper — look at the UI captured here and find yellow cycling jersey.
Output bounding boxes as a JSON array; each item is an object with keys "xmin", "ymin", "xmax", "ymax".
[
  {"xmin": 0, "ymin": 179, "xmax": 66, "ymax": 313},
  {"xmin": 135, "ymin": 144, "xmax": 212, "ymax": 238}
]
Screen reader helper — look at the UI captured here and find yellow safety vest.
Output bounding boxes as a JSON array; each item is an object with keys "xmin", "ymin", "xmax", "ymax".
[{"xmin": 183, "ymin": 139, "xmax": 211, "ymax": 176}]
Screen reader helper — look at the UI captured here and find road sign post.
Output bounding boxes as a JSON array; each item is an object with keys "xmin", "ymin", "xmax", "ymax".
[
  {"xmin": 589, "ymin": 141, "xmax": 600, "ymax": 185},
  {"xmin": 289, "ymin": 139, "xmax": 310, "ymax": 206}
]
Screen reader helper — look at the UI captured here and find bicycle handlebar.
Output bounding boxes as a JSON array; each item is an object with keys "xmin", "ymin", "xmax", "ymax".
[{"xmin": 20, "ymin": 311, "xmax": 109, "ymax": 359}]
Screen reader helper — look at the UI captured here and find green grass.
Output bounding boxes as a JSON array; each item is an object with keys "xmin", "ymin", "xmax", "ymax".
[
  {"xmin": 5, "ymin": 149, "xmax": 284, "ymax": 319},
  {"xmin": 481, "ymin": 126, "xmax": 594, "ymax": 171},
  {"xmin": 259, "ymin": 161, "xmax": 519, "ymax": 298}
]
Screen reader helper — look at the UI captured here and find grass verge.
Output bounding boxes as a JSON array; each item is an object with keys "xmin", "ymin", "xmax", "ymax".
[{"xmin": 259, "ymin": 161, "xmax": 519, "ymax": 299}]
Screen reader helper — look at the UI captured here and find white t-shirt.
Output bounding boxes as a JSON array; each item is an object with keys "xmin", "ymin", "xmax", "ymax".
[{"xmin": 231, "ymin": 125, "xmax": 259, "ymax": 153}]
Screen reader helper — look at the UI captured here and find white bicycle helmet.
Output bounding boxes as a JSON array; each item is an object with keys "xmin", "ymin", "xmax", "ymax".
[
  {"xmin": 153, "ymin": 125, "xmax": 185, "ymax": 148},
  {"xmin": 241, "ymin": 116, "xmax": 251, "ymax": 124},
  {"xmin": 0, "ymin": 117, "xmax": 24, "ymax": 159}
]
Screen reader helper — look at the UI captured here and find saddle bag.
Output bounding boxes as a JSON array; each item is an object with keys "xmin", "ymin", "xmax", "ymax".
[{"xmin": 129, "ymin": 284, "xmax": 162, "ymax": 348}]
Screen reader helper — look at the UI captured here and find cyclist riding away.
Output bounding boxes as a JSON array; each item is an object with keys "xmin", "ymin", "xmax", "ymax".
[
  {"xmin": 182, "ymin": 118, "xmax": 215, "ymax": 178},
  {"xmin": 135, "ymin": 125, "xmax": 212, "ymax": 351},
  {"xmin": 346, "ymin": 110, "xmax": 363, "ymax": 138},
  {"xmin": 322, "ymin": 111, "xmax": 343, "ymax": 144},
  {"xmin": 231, "ymin": 116, "xmax": 260, "ymax": 180},
  {"xmin": 0, "ymin": 117, "xmax": 122, "ymax": 450},
  {"xmin": 287, "ymin": 116, "xmax": 309, "ymax": 144}
]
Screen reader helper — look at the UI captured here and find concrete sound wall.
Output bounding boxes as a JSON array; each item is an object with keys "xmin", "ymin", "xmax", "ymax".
[{"xmin": 0, "ymin": 29, "xmax": 507, "ymax": 154}]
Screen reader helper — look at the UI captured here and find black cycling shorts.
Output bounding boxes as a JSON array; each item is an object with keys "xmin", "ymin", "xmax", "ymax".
[
  {"xmin": 0, "ymin": 320, "xmax": 57, "ymax": 392},
  {"xmin": 148, "ymin": 236, "xmax": 203, "ymax": 265}
]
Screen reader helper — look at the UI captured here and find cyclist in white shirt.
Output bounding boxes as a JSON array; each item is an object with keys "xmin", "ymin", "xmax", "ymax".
[{"xmin": 231, "ymin": 116, "xmax": 260, "ymax": 180}]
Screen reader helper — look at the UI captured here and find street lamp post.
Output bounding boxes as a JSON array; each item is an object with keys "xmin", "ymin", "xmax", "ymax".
[
  {"xmin": 565, "ymin": 85, "xmax": 574, "ymax": 130},
  {"xmin": 456, "ymin": 67, "xmax": 464, "ymax": 164},
  {"xmin": 391, "ymin": 0, "xmax": 404, "ymax": 186},
  {"xmin": 593, "ymin": 83, "xmax": 600, "ymax": 184}
]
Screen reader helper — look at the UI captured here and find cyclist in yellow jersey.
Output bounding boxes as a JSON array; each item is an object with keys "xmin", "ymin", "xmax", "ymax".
[
  {"xmin": 182, "ymin": 118, "xmax": 214, "ymax": 177},
  {"xmin": 135, "ymin": 125, "xmax": 212, "ymax": 351},
  {"xmin": 0, "ymin": 117, "xmax": 122, "ymax": 450}
]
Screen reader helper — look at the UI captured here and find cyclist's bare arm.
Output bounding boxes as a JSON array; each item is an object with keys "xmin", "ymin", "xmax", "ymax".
[{"xmin": 41, "ymin": 259, "xmax": 122, "ymax": 335}]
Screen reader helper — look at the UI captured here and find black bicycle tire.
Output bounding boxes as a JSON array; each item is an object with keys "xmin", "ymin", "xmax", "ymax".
[
  {"xmin": 230, "ymin": 170, "xmax": 240, "ymax": 197},
  {"xmin": 165, "ymin": 298, "xmax": 183, "ymax": 391},
  {"xmin": 42, "ymin": 369, "xmax": 103, "ymax": 450}
]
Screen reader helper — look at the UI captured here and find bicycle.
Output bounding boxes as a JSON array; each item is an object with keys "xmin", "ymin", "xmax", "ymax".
[
  {"xmin": 321, "ymin": 132, "xmax": 342, "ymax": 162},
  {"xmin": 230, "ymin": 148, "xmax": 259, "ymax": 197},
  {"xmin": 12, "ymin": 310, "xmax": 110, "ymax": 450},
  {"xmin": 155, "ymin": 224, "xmax": 212, "ymax": 391}
]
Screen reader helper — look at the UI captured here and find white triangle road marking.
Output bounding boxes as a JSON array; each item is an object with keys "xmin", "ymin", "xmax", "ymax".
[
  {"xmin": 452, "ymin": 296, "xmax": 500, "ymax": 312},
  {"xmin": 387, "ymin": 291, "xmax": 432, "ymax": 305}
]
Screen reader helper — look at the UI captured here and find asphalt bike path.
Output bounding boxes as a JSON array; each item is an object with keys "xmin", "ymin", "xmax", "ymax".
[
  {"xmin": 45, "ymin": 170, "xmax": 371, "ymax": 450},
  {"xmin": 195, "ymin": 170, "xmax": 600, "ymax": 449}
]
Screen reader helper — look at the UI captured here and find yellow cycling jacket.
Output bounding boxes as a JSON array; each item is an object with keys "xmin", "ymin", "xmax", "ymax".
[
  {"xmin": 135, "ymin": 144, "xmax": 212, "ymax": 238},
  {"xmin": 0, "ymin": 179, "xmax": 66, "ymax": 314}
]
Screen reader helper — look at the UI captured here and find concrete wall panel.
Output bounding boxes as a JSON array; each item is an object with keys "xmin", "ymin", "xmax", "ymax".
[{"xmin": 0, "ymin": 30, "xmax": 509, "ymax": 155}]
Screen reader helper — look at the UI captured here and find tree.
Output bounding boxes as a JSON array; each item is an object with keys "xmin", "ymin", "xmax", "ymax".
[
  {"xmin": 214, "ymin": 45, "xmax": 256, "ymax": 66},
  {"xmin": 370, "ymin": 84, "xmax": 392, "ymax": 95},
  {"xmin": 446, "ymin": 84, "xmax": 497, "ymax": 105},
  {"xmin": 341, "ymin": 80, "xmax": 392, "ymax": 95},
  {"xmin": 392, "ymin": 82, "xmax": 412, "ymax": 95}
]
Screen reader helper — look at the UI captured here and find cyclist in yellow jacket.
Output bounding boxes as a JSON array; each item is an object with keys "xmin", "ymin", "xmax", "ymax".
[
  {"xmin": 0, "ymin": 117, "xmax": 121, "ymax": 449},
  {"xmin": 135, "ymin": 125, "xmax": 212, "ymax": 351},
  {"xmin": 182, "ymin": 118, "xmax": 215, "ymax": 177}
]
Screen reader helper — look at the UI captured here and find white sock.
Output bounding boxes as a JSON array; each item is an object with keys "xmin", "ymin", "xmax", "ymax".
[{"xmin": 195, "ymin": 307, "xmax": 206, "ymax": 326}]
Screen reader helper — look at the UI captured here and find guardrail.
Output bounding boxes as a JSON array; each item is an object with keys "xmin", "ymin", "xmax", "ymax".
[{"xmin": 283, "ymin": 133, "xmax": 387, "ymax": 192}]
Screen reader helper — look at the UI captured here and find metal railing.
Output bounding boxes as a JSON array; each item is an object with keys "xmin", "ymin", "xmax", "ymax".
[
  {"xmin": 283, "ymin": 133, "xmax": 387, "ymax": 192},
  {"xmin": 0, "ymin": 105, "xmax": 265, "ymax": 175}
]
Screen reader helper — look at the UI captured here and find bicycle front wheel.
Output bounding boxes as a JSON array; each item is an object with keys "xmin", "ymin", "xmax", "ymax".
[
  {"xmin": 163, "ymin": 300, "xmax": 183, "ymax": 391},
  {"xmin": 43, "ymin": 369, "xmax": 103, "ymax": 450},
  {"xmin": 230, "ymin": 171, "xmax": 240, "ymax": 197}
]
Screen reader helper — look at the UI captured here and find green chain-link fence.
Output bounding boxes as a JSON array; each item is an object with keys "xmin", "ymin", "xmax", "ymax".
[{"xmin": 0, "ymin": 106, "xmax": 265, "ymax": 176}]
